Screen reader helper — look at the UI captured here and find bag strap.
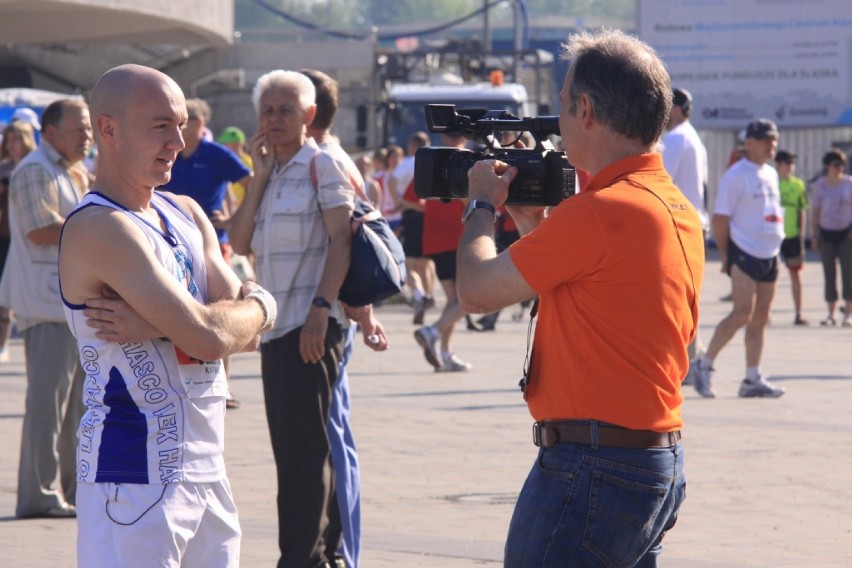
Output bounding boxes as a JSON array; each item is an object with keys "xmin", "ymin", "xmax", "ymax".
[
  {"xmin": 309, "ymin": 151, "xmax": 370, "ymax": 203},
  {"xmin": 309, "ymin": 151, "xmax": 382, "ymax": 234}
]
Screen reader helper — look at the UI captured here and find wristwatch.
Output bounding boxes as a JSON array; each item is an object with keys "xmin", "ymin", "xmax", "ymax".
[
  {"xmin": 461, "ymin": 200, "xmax": 497, "ymax": 224},
  {"xmin": 312, "ymin": 296, "xmax": 332, "ymax": 310}
]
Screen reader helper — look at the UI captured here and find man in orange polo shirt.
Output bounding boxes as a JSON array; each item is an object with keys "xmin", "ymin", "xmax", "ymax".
[{"xmin": 457, "ymin": 29, "xmax": 705, "ymax": 565}]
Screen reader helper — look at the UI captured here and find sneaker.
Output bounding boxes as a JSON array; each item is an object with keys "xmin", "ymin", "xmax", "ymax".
[
  {"xmin": 19, "ymin": 504, "xmax": 77, "ymax": 519},
  {"xmin": 682, "ymin": 365, "xmax": 695, "ymax": 385},
  {"xmin": 414, "ymin": 326, "xmax": 441, "ymax": 370},
  {"xmin": 465, "ymin": 315, "xmax": 484, "ymax": 331},
  {"xmin": 794, "ymin": 316, "xmax": 809, "ymax": 326},
  {"xmin": 690, "ymin": 360, "xmax": 716, "ymax": 398},
  {"xmin": 412, "ymin": 295, "xmax": 434, "ymax": 325},
  {"xmin": 738, "ymin": 376, "xmax": 785, "ymax": 398},
  {"xmin": 412, "ymin": 297, "xmax": 426, "ymax": 325},
  {"xmin": 0, "ymin": 347, "xmax": 9, "ymax": 363},
  {"xmin": 437, "ymin": 353, "xmax": 472, "ymax": 373},
  {"xmin": 225, "ymin": 394, "xmax": 241, "ymax": 410}
]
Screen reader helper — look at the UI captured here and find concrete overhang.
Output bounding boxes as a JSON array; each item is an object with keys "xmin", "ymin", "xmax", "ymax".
[{"xmin": 0, "ymin": 0, "xmax": 233, "ymax": 45}]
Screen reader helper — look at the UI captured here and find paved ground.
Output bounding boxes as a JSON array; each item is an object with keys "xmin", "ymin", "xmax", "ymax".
[{"xmin": 0, "ymin": 250, "xmax": 850, "ymax": 567}]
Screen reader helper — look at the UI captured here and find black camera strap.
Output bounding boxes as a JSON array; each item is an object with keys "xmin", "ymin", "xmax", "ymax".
[{"xmin": 518, "ymin": 297, "xmax": 539, "ymax": 398}]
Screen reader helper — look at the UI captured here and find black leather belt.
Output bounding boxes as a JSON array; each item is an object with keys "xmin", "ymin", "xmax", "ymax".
[{"xmin": 533, "ymin": 420, "xmax": 681, "ymax": 449}]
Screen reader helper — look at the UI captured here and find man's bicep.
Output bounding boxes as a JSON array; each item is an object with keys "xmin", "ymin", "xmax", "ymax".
[
  {"xmin": 100, "ymin": 233, "xmax": 202, "ymax": 323},
  {"xmin": 65, "ymin": 215, "xmax": 204, "ymax": 338},
  {"xmin": 493, "ymin": 251, "xmax": 537, "ymax": 304},
  {"xmin": 321, "ymin": 205, "xmax": 353, "ymax": 239}
]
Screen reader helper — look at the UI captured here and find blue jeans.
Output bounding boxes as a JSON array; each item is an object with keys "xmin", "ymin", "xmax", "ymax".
[
  {"xmin": 329, "ymin": 326, "xmax": 361, "ymax": 567},
  {"xmin": 504, "ymin": 439, "xmax": 685, "ymax": 568}
]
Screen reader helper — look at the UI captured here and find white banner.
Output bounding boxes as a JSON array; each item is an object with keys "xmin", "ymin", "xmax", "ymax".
[{"xmin": 638, "ymin": 0, "xmax": 852, "ymax": 129}]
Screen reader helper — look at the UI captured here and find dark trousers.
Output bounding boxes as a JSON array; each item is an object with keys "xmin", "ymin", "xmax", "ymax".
[
  {"xmin": 261, "ymin": 320, "xmax": 344, "ymax": 568},
  {"xmin": 819, "ymin": 233, "xmax": 852, "ymax": 302}
]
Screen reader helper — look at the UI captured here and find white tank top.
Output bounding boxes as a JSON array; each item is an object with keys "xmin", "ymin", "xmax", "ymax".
[{"xmin": 62, "ymin": 191, "xmax": 227, "ymax": 484}]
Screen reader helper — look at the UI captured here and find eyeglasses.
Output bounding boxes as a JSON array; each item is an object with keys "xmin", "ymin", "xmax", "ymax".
[{"xmin": 830, "ymin": 162, "xmax": 845, "ymax": 169}]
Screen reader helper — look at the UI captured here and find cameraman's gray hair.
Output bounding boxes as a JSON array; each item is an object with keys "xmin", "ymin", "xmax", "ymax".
[
  {"xmin": 252, "ymin": 70, "xmax": 316, "ymax": 113},
  {"xmin": 561, "ymin": 28, "xmax": 671, "ymax": 146}
]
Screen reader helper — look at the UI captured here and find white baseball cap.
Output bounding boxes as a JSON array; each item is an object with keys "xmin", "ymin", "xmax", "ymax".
[{"xmin": 11, "ymin": 107, "xmax": 41, "ymax": 131}]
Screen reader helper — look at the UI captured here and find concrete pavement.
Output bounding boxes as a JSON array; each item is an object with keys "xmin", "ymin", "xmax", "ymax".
[{"xmin": 0, "ymin": 250, "xmax": 850, "ymax": 567}]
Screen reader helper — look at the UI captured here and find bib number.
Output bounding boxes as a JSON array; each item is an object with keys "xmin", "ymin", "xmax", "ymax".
[{"xmin": 174, "ymin": 346, "xmax": 226, "ymax": 399}]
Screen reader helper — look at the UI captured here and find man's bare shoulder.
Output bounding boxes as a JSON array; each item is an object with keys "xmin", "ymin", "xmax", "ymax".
[
  {"xmin": 156, "ymin": 190, "xmax": 206, "ymax": 225},
  {"xmin": 62, "ymin": 204, "xmax": 140, "ymax": 245},
  {"xmin": 60, "ymin": 204, "xmax": 158, "ymax": 304}
]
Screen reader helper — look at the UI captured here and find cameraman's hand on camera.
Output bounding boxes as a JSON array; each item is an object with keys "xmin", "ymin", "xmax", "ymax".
[
  {"xmin": 468, "ymin": 159, "xmax": 517, "ymax": 208},
  {"xmin": 505, "ymin": 204, "xmax": 547, "ymax": 237}
]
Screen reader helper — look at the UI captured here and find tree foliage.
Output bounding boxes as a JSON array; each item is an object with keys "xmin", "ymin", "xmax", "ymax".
[
  {"xmin": 525, "ymin": 0, "xmax": 633, "ymax": 20},
  {"xmin": 234, "ymin": 0, "xmax": 635, "ymax": 35}
]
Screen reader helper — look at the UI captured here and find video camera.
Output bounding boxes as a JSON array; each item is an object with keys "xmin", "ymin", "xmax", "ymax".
[{"xmin": 414, "ymin": 104, "xmax": 576, "ymax": 206}]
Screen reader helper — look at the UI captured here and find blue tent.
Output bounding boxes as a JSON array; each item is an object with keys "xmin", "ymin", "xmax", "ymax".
[{"xmin": 0, "ymin": 88, "xmax": 83, "ymax": 130}]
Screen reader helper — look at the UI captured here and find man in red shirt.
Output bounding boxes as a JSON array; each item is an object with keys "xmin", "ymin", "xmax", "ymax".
[{"xmin": 413, "ymin": 133, "xmax": 473, "ymax": 372}]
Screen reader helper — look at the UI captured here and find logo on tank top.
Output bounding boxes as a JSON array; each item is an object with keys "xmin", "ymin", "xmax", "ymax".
[{"xmin": 173, "ymin": 244, "xmax": 199, "ymax": 298}]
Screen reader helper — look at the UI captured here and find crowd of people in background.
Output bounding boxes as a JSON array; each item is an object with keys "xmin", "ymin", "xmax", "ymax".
[{"xmin": 0, "ymin": 45, "xmax": 849, "ymax": 566}]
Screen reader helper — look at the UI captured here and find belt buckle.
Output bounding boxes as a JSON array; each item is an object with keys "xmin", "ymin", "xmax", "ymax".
[{"xmin": 532, "ymin": 422, "xmax": 556, "ymax": 448}]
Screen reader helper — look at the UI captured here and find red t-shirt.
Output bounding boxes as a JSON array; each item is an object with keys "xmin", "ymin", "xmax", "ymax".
[
  {"xmin": 509, "ymin": 153, "xmax": 704, "ymax": 432},
  {"xmin": 422, "ymin": 199, "xmax": 465, "ymax": 256},
  {"xmin": 402, "ymin": 179, "xmax": 419, "ymax": 203}
]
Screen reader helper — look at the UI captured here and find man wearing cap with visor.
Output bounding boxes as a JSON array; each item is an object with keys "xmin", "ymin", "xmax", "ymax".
[{"xmin": 691, "ymin": 118, "xmax": 786, "ymax": 398}]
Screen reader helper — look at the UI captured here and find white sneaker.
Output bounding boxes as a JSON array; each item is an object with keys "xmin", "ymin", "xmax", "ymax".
[
  {"xmin": 738, "ymin": 376, "xmax": 785, "ymax": 398},
  {"xmin": 414, "ymin": 326, "xmax": 441, "ymax": 370},
  {"xmin": 690, "ymin": 359, "xmax": 716, "ymax": 398},
  {"xmin": 682, "ymin": 365, "xmax": 695, "ymax": 385},
  {"xmin": 437, "ymin": 353, "xmax": 472, "ymax": 373},
  {"xmin": 0, "ymin": 347, "xmax": 9, "ymax": 363}
]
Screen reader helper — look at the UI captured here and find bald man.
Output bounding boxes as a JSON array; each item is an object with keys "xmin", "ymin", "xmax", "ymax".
[{"xmin": 59, "ymin": 64, "xmax": 276, "ymax": 568}]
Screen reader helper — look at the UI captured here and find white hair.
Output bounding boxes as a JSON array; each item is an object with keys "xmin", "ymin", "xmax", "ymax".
[{"xmin": 252, "ymin": 70, "xmax": 316, "ymax": 113}]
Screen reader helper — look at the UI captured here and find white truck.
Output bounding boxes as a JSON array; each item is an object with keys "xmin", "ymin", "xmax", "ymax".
[{"xmin": 381, "ymin": 80, "xmax": 533, "ymax": 147}]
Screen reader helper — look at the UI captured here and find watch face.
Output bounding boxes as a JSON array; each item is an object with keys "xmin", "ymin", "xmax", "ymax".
[{"xmin": 312, "ymin": 297, "xmax": 331, "ymax": 309}]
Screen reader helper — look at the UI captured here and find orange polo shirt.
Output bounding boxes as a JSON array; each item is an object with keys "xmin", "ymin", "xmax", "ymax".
[{"xmin": 509, "ymin": 153, "xmax": 704, "ymax": 432}]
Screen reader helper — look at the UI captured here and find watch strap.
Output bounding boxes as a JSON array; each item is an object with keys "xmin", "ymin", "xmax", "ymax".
[{"xmin": 463, "ymin": 200, "xmax": 497, "ymax": 224}]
